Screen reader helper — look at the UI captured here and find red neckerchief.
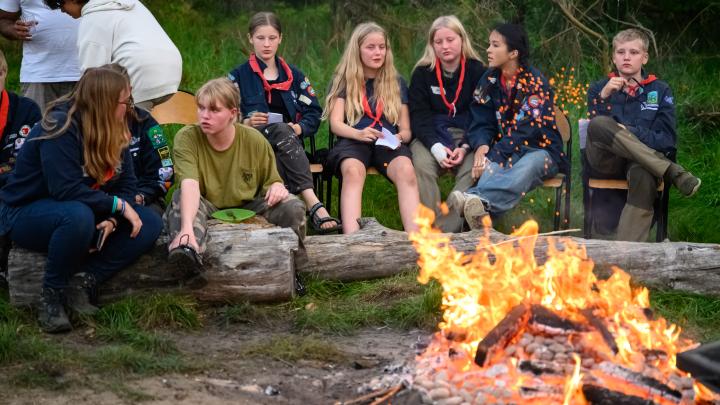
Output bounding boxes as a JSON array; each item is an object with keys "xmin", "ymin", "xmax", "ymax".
[
  {"xmin": 499, "ymin": 72, "xmax": 517, "ymax": 99},
  {"xmin": 91, "ymin": 167, "xmax": 116, "ymax": 190},
  {"xmin": 0, "ymin": 90, "xmax": 9, "ymax": 140},
  {"xmin": 434, "ymin": 57, "xmax": 465, "ymax": 117},
  {"xmin": 361, "ymin": 85, "xmax": 384, "ymax": 129},
  {"xmin": 608, "ymin": 72, "xmax": 657, "ymax": 97},
  {"xmin": 248, "ymin": 54, "xmax": 294, "ymax": 104}
]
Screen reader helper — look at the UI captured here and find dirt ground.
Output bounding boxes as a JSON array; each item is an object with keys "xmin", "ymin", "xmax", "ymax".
[{"xmin": 0, "ymin": 323, "xmax": 426, "ymax": 405}]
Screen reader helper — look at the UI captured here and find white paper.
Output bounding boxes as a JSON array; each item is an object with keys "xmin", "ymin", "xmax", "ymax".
[
  {"xmin": 578, "ymin": 118, "xmax": 590, "ymax": 149},
  {"xmin": 267, "ymin": 112, "xmax": 284, "ymax": 124},
  {"xmin": 375, "ymin": 127, "xmax": 400, "ymax": 150}
]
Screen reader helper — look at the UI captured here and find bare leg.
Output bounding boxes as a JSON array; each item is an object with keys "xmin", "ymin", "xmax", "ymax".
[
  {"xmin": 386, "ymin": 156, "xmax": 420, "ymax": 233},
  {"xmin": 299, "ymin": 188, "xmax": 338, "ymax": 230},
  {"xmin": 339, "ymin": 159, "xmax": 367, "ymax": 234}
]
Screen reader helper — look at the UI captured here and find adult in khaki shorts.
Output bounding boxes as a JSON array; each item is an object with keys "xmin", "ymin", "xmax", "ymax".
[
  {"xmin": 408, "ymin": 16, "xmax": 485, "ymax": 232},
  {"xmin": 164, "ymin": 78, "xmax": 306, "ymax": 279},
  {"xmin": 586, "ymin": 29, "xmax": 700, "ymax": 242}
]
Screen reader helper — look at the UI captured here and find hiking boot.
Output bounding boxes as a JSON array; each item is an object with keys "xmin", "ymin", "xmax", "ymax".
[
  {"xmin": 673, "ymin": 172, "xmax": 701, "ymax": 197},
  {"xmin": 168, "ymin": 245, "xmax": 203, "ymax": 280},
  {"xmin": 446, "ymin": 191, "xmax": 467, "ymax": 216},
  {"xmin": 38, "ymin": 288, "xmax": 72, "ymax": 333},
  {"xmin": 66, "ymin": 273, "xmax": 99, "ymax": 316},
  {"xmin": 464, "ymin": 195, "xmax": 489, "ymax": 230}
]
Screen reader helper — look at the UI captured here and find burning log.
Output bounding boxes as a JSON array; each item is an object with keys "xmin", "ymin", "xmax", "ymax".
[
  {"xmin": 595, "ymin": 362, "xmax": 683, "ymax": 401},
  {"xmin": 581, "ymin": 308, "xmax": 619, "ymax": 354},
  {"xmin": 530, "ymin": 304, "xmax": 587, "ymax": 334},
  {"xmin": 582, "ymin": 384, "xmax": 658, "ymax": 405},
  {"xmin": 474, "ymin": 303, "xmax": 531, "ymax": 367}
]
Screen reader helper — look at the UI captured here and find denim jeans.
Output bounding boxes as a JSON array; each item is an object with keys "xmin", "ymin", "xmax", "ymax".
[
  {"xmin": 466, "ymin": 149, "xmax": 558, "ymax": 215},
  {"xmin": 5, "ymin": 199, "xmax": 162, "ymax": 289}
]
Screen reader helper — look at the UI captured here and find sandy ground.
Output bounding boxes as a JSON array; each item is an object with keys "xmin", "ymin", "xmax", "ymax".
[{"xmin": 0, "ymin": 323, "xmax": 426, "ymax": 405}]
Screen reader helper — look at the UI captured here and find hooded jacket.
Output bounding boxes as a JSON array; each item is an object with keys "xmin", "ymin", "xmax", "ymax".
[
  {"xmin": 587, "ymin": 73, "xmax": 676, "ymax": 153},
  {"xmin": 78, "ymin": 0, "xmax": 182, "ymax": 103},
  {"xmin": 466, "ymin": 66, "xmax": 569, "ymax": 174}
]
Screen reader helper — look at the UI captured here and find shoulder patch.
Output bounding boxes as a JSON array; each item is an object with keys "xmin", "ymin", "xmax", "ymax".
[
  {"xmin": 147, "ymin": 125, "xmax": 168, "ymax": 149},
  {"xmin": 19, "ymin": 125, "xmax": 32, "ymax": 137},
  {"xmin": 664, "ymin": 95, "xmax": 674, "ymax": 105},
  {"xmin": 646, "ymin": 91, "xmax": 658, "ymax": 105}
]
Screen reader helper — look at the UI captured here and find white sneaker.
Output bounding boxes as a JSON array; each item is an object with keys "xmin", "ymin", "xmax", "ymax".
[
  {"xmin": 464, "ymin": 195, "xmax": 488, "ymax": 230},
  {"xmin": 446, "ymin": 191, "xmax": 466, "ymax": 215}
]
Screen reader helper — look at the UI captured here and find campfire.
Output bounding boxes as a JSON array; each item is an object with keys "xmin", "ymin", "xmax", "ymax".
[{"xmin": 407, "ymin": 206, "xmax": 719, "ymax": 404}]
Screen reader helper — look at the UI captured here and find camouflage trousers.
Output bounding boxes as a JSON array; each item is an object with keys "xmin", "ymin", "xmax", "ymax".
[{"xmin": 163, "ymin": 189, "xmax": 307, "ymax": 262}]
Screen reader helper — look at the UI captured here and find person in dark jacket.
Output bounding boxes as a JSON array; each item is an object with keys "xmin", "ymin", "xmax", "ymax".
[
  {"xmin": 446, "ymin": 23, "xmax": 567, "ymax": 229},
  {"xmin": 0, "ymin": 49, "xmax": 41, "ymax": 284},
  {"xmin": 228, "ymin": 12, "xmax": 339, "ymax": 234},
  {"xmin": 0, "ymin": 66, "xmax": 162, "ymax": 333},
  {"xmin": 585, "ymin": 29, "xmax": 700, "ymax": 242},
  {"xmin": 409, "ymin": 15, "xmax": 485, "ymax": 232},
  {"xmin": 0, "ymin": 49, "xmax": 41, "ymax": 188}
]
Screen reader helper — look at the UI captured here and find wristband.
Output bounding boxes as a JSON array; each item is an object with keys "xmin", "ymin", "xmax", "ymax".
[
  {"xmin": 112, "ymin": 196, "xmax": 119, "ymax": 214},
  {"xmin": 120, "ymin": 199, "xmax": 126, "ymax": 215}
]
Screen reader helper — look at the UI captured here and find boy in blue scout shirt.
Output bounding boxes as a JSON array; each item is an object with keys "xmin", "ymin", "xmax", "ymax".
[{"xmin": 585, "ymin": 29, "xmax": 700, "ymax": 242}]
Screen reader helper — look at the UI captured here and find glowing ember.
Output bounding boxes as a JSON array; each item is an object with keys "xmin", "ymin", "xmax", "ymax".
[{"xmin": 409, "ymin": 206, "xmax": 718, "ymax": 404}]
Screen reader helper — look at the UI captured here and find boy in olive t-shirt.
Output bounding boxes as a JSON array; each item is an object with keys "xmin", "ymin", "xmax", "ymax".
[{"xmin": 164, "ymin": 78, "xmax": 306, "ymax": 279}]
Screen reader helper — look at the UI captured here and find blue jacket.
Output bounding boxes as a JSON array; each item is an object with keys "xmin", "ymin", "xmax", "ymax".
[
  {"xmin": 587, "ymin": 73, "xmax": 676, "ymax": 153},
  {"xmin": 128, "ymin": 107, "xmax": 174, "ymax": 205},
  {"xmin": 0, "ymin": 91, "xmax": 41, "ymax": 188},
  {"xmin": 467, "ymin": 66, "xmax": 569, "ymax": 174},
  {"xmin": 0, "ymin": 103, "xmax": 136, "ymax": 216},
  {"xmin": 228, "ymin": 56, "xmax": 322, "ymax": 138}
]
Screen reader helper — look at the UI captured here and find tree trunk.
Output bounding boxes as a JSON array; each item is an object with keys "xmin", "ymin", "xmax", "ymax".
[
  {"xmin": 7, "ymin": 218, "xmax": 298, "ymax": 307},
  {"xmin": 7, "ymin": 218, "xmax": 720, "ymax": 307}
]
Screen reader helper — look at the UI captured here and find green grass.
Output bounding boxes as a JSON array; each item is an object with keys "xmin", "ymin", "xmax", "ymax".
[
  {"xmin": 241, "ymin": 334, "xmax": 347, "ymax": 363},
  {"xmin": 651, "ymin": 290, "xmax": 720, "ymax": 342}
]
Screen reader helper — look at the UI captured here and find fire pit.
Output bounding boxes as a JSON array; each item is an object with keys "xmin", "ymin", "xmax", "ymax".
[{"xmin": 404, "ymin": 208, "xmax": 719, "ymax": 404}]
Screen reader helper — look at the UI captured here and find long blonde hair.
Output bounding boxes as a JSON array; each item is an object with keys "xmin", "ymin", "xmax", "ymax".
[
  {"xmin": 323, "ymin": 22, "xmax": 401, "ymax": 126},
  {"xmin": 41, "ymin": 67, "xmax": 130, "ymax": 185},
  {"xmin": 414, "ymin": 15, "xmax": 481, "ymax": 71}
]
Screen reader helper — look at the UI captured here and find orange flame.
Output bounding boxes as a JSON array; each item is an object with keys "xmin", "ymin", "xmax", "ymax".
[{"xmin": 410, "ymin": 206, "xmax": 716, "ymax": 403}]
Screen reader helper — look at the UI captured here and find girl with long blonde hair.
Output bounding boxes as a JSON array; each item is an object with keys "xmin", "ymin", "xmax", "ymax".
[
  {"xmin": 409, "ymin": 15, "xmax": 485, "ymax": 232},
  {"xmin": 324, "ymin": 22, "xmax": 419, "ymax": 234},
  {"xmin": 0, "ymin": 66, "xmax": 163, "ymax": 333}
]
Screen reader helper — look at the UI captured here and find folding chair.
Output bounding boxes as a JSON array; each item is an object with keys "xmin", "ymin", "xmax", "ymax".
[
  {"xmin": 544, "ymin": 106, "xmax": 573, "ymax": 230},
  {"xmin": 580, "ymin": 119, "xmax": 672, "ymax": 242}
]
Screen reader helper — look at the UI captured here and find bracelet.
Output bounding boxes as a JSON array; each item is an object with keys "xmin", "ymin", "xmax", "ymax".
[
  {"xmin": 112, "ymin": 196, "xmax": 119, "ymax": 214},
  {"xmin": 120, "ymin": 199, "xmax": 126, "ymax": 215},
  {"xmin": 108, "ymin": 217, "xmax": 118, "ymax": 231}
]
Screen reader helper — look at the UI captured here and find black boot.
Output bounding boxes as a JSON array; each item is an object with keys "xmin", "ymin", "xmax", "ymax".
[
  {"xmin": 38, "ymin": 288, "xmax": 72, "ymax": 333},
  {"xmin": 65, "ymin": 273, "xmax": 99, "ymax": 316}
]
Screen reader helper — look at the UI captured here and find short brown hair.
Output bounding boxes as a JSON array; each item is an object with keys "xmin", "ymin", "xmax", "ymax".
[
  {"xmin": 196, "ymin": 77, "xmax": 239, "ymax": 111},
  {"xmin": 613, "ymin": 29, "xmax": 649, "ymax": 52}
]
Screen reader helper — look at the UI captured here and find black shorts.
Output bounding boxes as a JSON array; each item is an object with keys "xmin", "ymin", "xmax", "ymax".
[{"xmin": 326, "ymin": 137, "xmax": 412, "ymax": 178}]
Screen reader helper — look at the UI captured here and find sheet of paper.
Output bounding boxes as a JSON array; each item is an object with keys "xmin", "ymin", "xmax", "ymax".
[
  {"xmin": 267, "ymin": 112, "xmax": 284, "ymax": 124},
  {"xmin": 578, "ymin": 118, "xmax": 589, "ymax": 149},
  {"xmin": 376, "ymin": 127, "xmax": 400, "ymax": 150}
]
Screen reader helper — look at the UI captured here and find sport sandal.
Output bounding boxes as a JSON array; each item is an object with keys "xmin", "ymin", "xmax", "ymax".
[{"xmin": 307, "ymin": 202, "xmax": 342, "ymax": 234}]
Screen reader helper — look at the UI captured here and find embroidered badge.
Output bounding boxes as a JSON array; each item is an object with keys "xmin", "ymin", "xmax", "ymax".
[
  {"xmin": 488, "ymin": 77, "xmax": 497, "ymax": 84},
  {"xmin": 161, "ymin": 158, "xmax": 173, "ymax": 167},
  {"xmin": 527, "ymin": 95, "xmax": 541, "ymax": 109},
  {"xmin": 299, "ymin": 94, "xmax": 312, "ymax": 105},
  {"xmin": 242, "ymin": 170, "xmax": 253, "ymax": 183},
  {"xmin": 158, "ymin": 145, "xmax": 171, "ymax": 161},
  {"xmin": 158, "ymin": 167, "xmax": 174, "ymax": 181},
  {"xmin": 646, "ymin": 91, "xmax": 658, "ymax": 105},
  {"xmin": 19, "ymin": 125, "xmax": 32, "ymax": 137},
  {"xmin": 664, "ymin": 95, "xmax": 674, "ymax": 105},
  {"xmin": 147, "ymin": 125, "xmax": 168, "ymax": 149},
  {"xmin": 431, "ymin": 86, "xmax": 441, "ymax": 95},
  {"xmin": 227, "ymin": 73, "xmax": 236, "ymax": 82},
  {"xmin": 473, "ymin": 87, "xmax": 483, "ymax": 103},
  {"xmin": 532, "ymin": 108, "xmax": 541, "ymax": 118},
  {"xmin": 14, "ymin": 138, "xmax": 25, "ymax": 150},
  {"xmin": 307, "ymin": 85, "xmax": 316, "ymax": 97}
]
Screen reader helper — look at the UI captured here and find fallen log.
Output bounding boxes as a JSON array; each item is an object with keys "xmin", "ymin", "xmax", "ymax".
[
  {"xmin": 7, "ymin": 217, "xmax": 720, "ymax": 307},
  {"xmin": 8, "ymin": 217, "xmax": 298, "ymax": 307},
  {"xmin": 300, "ymin": 218, "xmax": 720, "ymax": 297}
]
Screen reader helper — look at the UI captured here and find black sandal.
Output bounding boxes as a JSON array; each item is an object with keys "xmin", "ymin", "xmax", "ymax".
[
  {"xmin": 307, "ymin": 202, "xmax": 341, "ymax": 234},
  {"xmin": 168, "ymin": 234, "xmax": 206, "ymax": 288}
]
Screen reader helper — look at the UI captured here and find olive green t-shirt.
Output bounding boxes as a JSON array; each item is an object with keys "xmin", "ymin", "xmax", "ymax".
[{"xmin": 173, "ymin": 123, "xmax": 283, "ymax": 209}]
